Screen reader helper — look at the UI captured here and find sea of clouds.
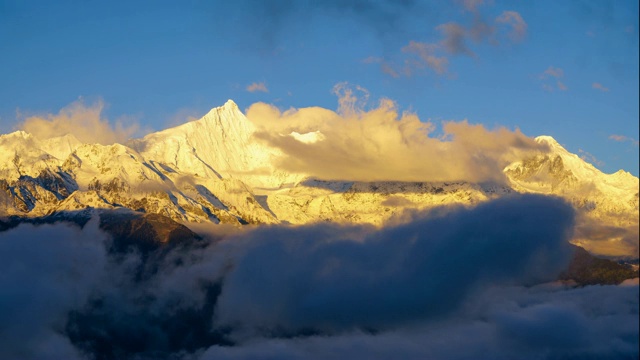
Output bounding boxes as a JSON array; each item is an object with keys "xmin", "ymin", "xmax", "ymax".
[{"xmin": 1, "ymin": 194, "xmax": 638, "ymax": 359}]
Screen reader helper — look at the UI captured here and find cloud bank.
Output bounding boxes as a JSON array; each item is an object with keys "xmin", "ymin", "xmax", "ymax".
[
  {"xmin": 0, "ymin": 219, "xmax": 107, "ymax": 360},
  {"xmin": 201, "ymin": 281, "xmax": 639, "ymax": 360},
  {"xmin": 213, "ymin": 194, "xmax": 576, "ymax": 335},
  {"xmin": 17, "ymin": 99, "xmax": 140, "ymax": 145},
  {"xmin": 0, "ymin": 195, "xmax": 637, "ymax": 359},
  {"xmin": 247, "ymin": 83, "xmax": 547, "ymax": 183}
]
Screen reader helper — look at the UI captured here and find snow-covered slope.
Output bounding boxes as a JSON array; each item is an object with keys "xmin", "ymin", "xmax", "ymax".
[
  {"xmin": 0, "ymin": 116, "xmax": 278, "ymax": 224},
  {"xmin": 130, "ymin": 100, "xmax": 300, "ymax": 190},
  {"xmin": 505, "ymin": 136, "xmax": 638, "ymax": 256},
  {"xmin": 0, "ymin": 102, "xmax": 637, "ymax": 257},
  {"xmin": 263, "ymin": 179, "xmax": 512, "ymax": 225},
  {"xmin": 505, "ymin": 136, "xmax": 638, "ymax": 226}
]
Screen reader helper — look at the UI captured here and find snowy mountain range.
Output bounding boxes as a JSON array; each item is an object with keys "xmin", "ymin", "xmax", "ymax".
[{"xmin": 1, "ymin": 100, "xmax": 637, "ymax": 257}]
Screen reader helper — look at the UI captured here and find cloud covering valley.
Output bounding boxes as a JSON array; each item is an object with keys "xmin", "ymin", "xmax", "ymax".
[{"xmin": 1, "ymin": 195, "xmax": 637, "ymax": 359}]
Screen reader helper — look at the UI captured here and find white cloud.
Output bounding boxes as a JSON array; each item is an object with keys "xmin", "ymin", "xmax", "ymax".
[
  {"xmin": 247, "ymin": 83, "xmax": 546, "ymax": 183},
  {"xmin": 17, "ymin": 100, "xmax": 140, "ymax": 145},
  {"xmin": 592, "ymin": 82, "xmax": 610, "ymax": 92}
]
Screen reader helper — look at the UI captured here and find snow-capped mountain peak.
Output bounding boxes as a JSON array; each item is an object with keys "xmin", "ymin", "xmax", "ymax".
[
  {"xmin": 506, "ymin": 135, "xmax": 638, "ymax": 251},
  {"xmin": 535, "ymin": 134, "xmax": 561, "ymax": 146},
  {"xmin": 0, "ymin": 101, "xmax": 637, "ymax": 257}
]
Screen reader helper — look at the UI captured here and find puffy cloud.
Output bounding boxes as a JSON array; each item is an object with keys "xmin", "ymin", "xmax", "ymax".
[
  {"xmin": 247, "ymin": 84, "xmax": 546, "ymax": 183},
  {"xmin": 17, "ymin": 99, "xmax": 140, "ymax": 145},
  {"xmin": 592, "ymin": 82, "xmax": 610, "ymax": 92},
  {"xmin": 246, "ymin": 82, "xmax": 269, "ymax": 93},
  {"xmin": 214, "ymin": 194, "xmax": 575, "ymax": 334}
]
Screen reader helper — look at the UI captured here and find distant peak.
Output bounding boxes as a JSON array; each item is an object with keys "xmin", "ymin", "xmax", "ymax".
[
  {"xmin": 612, "ymin": 169, "xmax": 637, "ymax": 180},
  {"xmin": 0, "ymin": 130, "xmax": 32, "ymax": 141},
  {"xmin": 224, "ymin": 99, "xmax": 238, "ymax": 108},
  {"xmin": 216, "ymin": 99, "xmax": 240, "ymax": 113},
  {"xmin": 534, "ymin": 135, "xmax": 569, "ymax": 153},
  {"xmin": 203, "ymin": 99, "xmax": 242, "ymax": 118},
  {"xmin": 535, "ymin": 135, "xmax": 560, "ymax": 145}
]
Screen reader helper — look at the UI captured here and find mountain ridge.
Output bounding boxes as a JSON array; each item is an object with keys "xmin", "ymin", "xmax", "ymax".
[{"xmin": 0, "ymin": 101, "xmax": 637, "ymax": 257}]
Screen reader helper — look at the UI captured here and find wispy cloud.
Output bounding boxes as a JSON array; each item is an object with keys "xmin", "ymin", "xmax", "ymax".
[
  {"xmin": 544, "ymin": 66, "xmax": 564, "ymax": 78},
  {"xmin": 362, "ymin": 56, "xmax": 401, "ymax": 78},
  {"xmin": 366, "ymin": 3, "xmax": 526, "ymax": 78},
  {"xmin": 457, "ymin": 0, "xmax": 487, "ymax": 13},
  {"xmin": 578, "ymin": 149, "xmax": 604, "ymax": 167},
  {"xmin": 218, "ymin": 0, "xmax": 424, "ymax": 52},
  {"xmin": 438, "ymin": 22, "xmax": 476, "ymax": 57},
  {"xmin": 246, "ymin": 82, "xmax": 269, "ymax": 93},
  {"xmin": 609, "ymin": 134, "xmax": 639, "ymax": 146},
  {"xmin": 495, "ymin": 11, "xmax": 528, "ymax": 42},
  {"xmin": 539, "ymin": 66, "xmax": 568, "ymax": 92},
  {"xmin": 401, "ymin": 41, "xmax": 449, "ymax": 75},
  {"xmin": 592, "ymin": 82, "xmax": 610, "ymax": 92}
]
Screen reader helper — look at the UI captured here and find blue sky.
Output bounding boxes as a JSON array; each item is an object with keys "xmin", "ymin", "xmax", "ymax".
[{"xmin": 1, "ymin": 0, "xmax": 638, "ymax": 175}]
